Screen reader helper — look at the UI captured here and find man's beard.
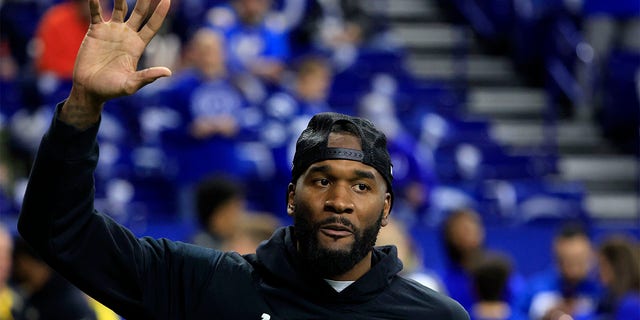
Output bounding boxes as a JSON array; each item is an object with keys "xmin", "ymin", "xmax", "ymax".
[{"xmin": 293, "ymin": 204, "xmax": 384, "ymax": 279}]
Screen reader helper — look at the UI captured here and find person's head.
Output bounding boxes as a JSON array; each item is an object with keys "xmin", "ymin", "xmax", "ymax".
[
  {"xmin": 233, "ymin": 0, "xmax": 271, "ymax": 26},
  {"xmin": 442, "ymin": 208, "xmax": 485, "ymax": 267},
  {"xmin": 186, "ymin": 28, "xmax": 226, "ymax": 78},
  {"xmin": 597, "ymin": 235, "xmax": 640, "ymax": 299},
  {"xmin": 0, "ymin": 223, "xmax": 12, "ymax": 288},
  {"xmin": 195, "ymin": 175, "xmax": 246, "ymax": 240},
  {"xmin": 226, "ymin": 212, "xmax": 280, "ymax": 255},
  {"xmin": 553, "ymin": 223, "xmax": 594, "ymax": 285},
  {"xmin": 375, "ymin": 217, "xmax": 419, "ymax": 273},
  {"xmin": 470, "ymin": 252, "xmax": 513, "ymax": 302},
  {"xmin": 287, "ymin": 113, "xmax": 393, "ymax": 279},
  {"xmin": 293, "ymin": 56, "xmax": 332, "ymax": 102}
]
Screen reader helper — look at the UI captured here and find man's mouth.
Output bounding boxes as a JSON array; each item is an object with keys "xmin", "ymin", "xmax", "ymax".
[{"xmin": 319, "ymin": 224, "xmax": 353, "ymax": 238}]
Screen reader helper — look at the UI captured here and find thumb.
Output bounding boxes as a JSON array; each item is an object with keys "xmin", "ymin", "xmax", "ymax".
[{"xmin": 124, "ymin": 67, "xmax": 172, "ymax": 94}]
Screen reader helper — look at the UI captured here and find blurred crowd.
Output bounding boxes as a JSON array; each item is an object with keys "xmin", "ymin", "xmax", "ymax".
[
  {"xmin": 0, "ymin": 0, "xmax": 439, "ymax": 227},
  {"xmin": 1, "ymin": 0, "xmax": 638, "ymax": 227},
  {"xmin": 0, "ymin": 0, "xmax": 639, "ymax": 319}
]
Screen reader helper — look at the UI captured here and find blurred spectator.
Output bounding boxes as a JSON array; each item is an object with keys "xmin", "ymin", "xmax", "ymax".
[
  {"xmin": 169, "ymin": 0, "xmax": 226, "ymax": 44},
  {"xmin": 33, "ymin": 0, "xmax": 90, "ymax": 79},
  {"xmin": 287, "ymin": 0, "xmax": 395, "ymax": 68},
  {"xmin": 441, "ymin": 208, "xmax": 525, "ymax": 312},
  {"xmin": 518, "ymin": 223, "xmax": 602, "ymax": 320},
  {"xmin": 11, "ymin": 237, "xmax": 97, "ymax": 320},
  {"xmin": 207, "ymin": 0, "xmax": 289, "ymax": 86},
  {"xmin": 191, "ymin": 175, "xmax": 247, "ymax": 250},
  {"xmin": 261, "ymin": 55, "xmax": 332, "ymax": 126},
  {"xmin": 376, "ymin": 217, "xmax": 446, "ymax": 293},
  {"xmin": 0, "ymin": 0, "xmax": 47, "ymax": 69},
  {"xmin": 441, "ymin": 208, "xmax": 486, "ymax": 310},
  {"xmin": 0, "ymin": 223, "xmax": 21, "ymax": 319},
  {"xmin": 6, "ymin": 79, "xmax": 50, "ymax": 194},
  {"xmin": 257, "ymin": 55, "xmax": 333, "ymax": 217},
  {"xmin": 224, "ymin": 212, "xmax": 281, "ymax": 254},
  {"xmin": 594, "ymin": 235, "xmax": 640, "ymax": 320},
  {"xmin": 33, "ymin": 0, "xmax": 113, "ymax": 105},
  {"xmin": 469, "ymin": 251, "xmax": 527, "ymax": 320},
  {"xmin": 159, "ymin": 28, "xmax": 260, "ymax": 218},
  {"xmin": 0, "ymin": 44, "xmax": 21, "ymax": 122}
]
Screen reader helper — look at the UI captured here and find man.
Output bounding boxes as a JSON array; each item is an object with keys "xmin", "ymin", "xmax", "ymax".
[
  {"xmin": 518, "ymin": 224, "xmax": 602, "ymax": 320},
  {"xmin": 17, "ymin": 0, "xmax": 469, "ymax": 318}
]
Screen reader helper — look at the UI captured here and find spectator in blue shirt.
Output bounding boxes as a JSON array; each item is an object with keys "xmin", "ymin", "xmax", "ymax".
[
  {"xmin": 595, "ymin": 235, "xmax": 640, "ymax": 320},
  {"xmin": 441, "ymin": 209, "xmax": 526, "ymax": 314},
  {"xmin": 207, "ymin": 0, "xmax": 289, "ymax": 86},
  {"xmin": 159, "ymin": 28, "xmax": 259, "ymax": 219},
  {"xmin": 517, "ymin": 223, "xmax": 602, "ymax": 320}
]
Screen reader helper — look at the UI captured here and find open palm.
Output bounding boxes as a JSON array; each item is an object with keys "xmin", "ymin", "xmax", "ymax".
[{"xmin": 73, "ymin": 0, "xmax": 171, "ymax": 103}]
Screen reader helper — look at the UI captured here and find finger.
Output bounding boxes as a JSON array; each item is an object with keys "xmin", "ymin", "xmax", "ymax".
[
  {"xmin": 138, "ymin": 0, "xmax": 170, "ymax": 44},
  {"xmin": 89, "ymin": 0, "xmax": 104, "ymax": 24},
  {"xmin": 124, "ymin": 67, "xmax": 172, "ymax": 94},
  {"xmin": 111, "ymin": 0, "xmax": 128, "ymax": 23},
  {"xmin": 126, "ymin": 0, "xmax": 151, "ymax": 31}
]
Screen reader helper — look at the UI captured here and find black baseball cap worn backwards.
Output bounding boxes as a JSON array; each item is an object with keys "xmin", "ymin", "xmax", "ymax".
[{"xmin": 291, "ymin": 112, "xmax": 394, "ymax": 204}]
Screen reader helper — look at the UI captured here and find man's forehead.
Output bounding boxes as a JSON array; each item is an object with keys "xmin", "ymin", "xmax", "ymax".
[{"xmin": 327, "ymin": 132, "xmax": 362, "ymax": 150}]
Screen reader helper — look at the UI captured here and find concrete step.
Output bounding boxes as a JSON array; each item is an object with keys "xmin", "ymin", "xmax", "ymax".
[
  {"xmin": 586, "ymin": 193, "xmax": 639, "ymax": 220},
  {"xmin": 559, "ymin": 155, "xmax": 638, "ymax": 183},
  {"xmin": 489, "ymin": 120, "xmax": 611, "ymax": 150},
  {"xmin": 368, "ymin": 0, "xmax": 441, "ymax": 21},
  {"xmin": 392, "ymin": 23, "xmax": 476, "ymax": 52},
  {"xmin": 408, "ymin": 54, "xmax": 522, "ymax": 85},
  {"xmin": 467, "ymin": 87, "xmax": 547, "ymax": 118}
]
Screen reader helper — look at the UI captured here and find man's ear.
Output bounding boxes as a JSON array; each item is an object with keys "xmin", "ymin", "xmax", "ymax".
[
  {"xmin": 381, "ymin": 192, "xmax": 391, "ymax": 227},
  {"xmin": 287, "ymin": 183, "xmax": 296, "ymax": 216}
]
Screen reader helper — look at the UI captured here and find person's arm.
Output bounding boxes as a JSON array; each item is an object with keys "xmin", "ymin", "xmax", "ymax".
[{"xmin": 17, "ymin": 0, "xmax": 190, "ymax": 318}]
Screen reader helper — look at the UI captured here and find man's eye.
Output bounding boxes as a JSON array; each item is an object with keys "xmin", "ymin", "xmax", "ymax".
[
  {"xmin": 317, "ymin": 179, "xmax": 330, "ymax": 186},
  {"xmin": 355, "ymin": 183, "xmax": 369, "ymax": 191}
]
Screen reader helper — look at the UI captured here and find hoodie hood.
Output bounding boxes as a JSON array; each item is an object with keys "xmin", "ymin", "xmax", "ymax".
[{"xmin": 251, "ymin": 226, "xmax": 403, "ymax": 305}]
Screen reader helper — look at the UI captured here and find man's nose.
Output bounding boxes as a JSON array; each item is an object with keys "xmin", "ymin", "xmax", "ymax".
[{"xmin": 324, "ymin": 185, "xmax": 355, "ymax": 214}]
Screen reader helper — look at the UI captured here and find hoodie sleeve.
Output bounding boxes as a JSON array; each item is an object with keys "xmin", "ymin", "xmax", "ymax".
[{"xmin": 17, "ymin": 102, "xmax": 225, "ymax": 319}]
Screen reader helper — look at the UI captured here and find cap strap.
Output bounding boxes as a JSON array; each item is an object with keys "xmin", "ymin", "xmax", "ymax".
[{"xmin": 320, "ymin": 148, "xmax": 364, "ymax": 162}]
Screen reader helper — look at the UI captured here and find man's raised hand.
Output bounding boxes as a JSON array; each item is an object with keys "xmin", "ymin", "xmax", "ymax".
[{"xmin": 61, "ymin": 0, "xmax": 171, "ymax": 129}]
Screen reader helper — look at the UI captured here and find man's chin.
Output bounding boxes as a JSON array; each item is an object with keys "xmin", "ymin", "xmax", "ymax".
[{"xmin": 316, "ymin": 232, "xmax": 354, "ymax": 252}]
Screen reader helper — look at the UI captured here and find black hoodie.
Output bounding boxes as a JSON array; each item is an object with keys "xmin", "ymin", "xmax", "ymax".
[{"xmin": 18, "ymin": 104, "xmax": 469, "ymax": 320}]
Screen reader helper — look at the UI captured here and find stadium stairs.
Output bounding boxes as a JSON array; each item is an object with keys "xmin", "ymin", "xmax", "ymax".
[{"xmin": 369, "ymin": 0, "xmax": 639, "ymax": 224}]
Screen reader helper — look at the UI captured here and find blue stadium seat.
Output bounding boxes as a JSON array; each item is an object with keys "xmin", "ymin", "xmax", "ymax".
[{"xmin": 433, "ymin": 141, "xmax": 558, "ymax": 183}]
